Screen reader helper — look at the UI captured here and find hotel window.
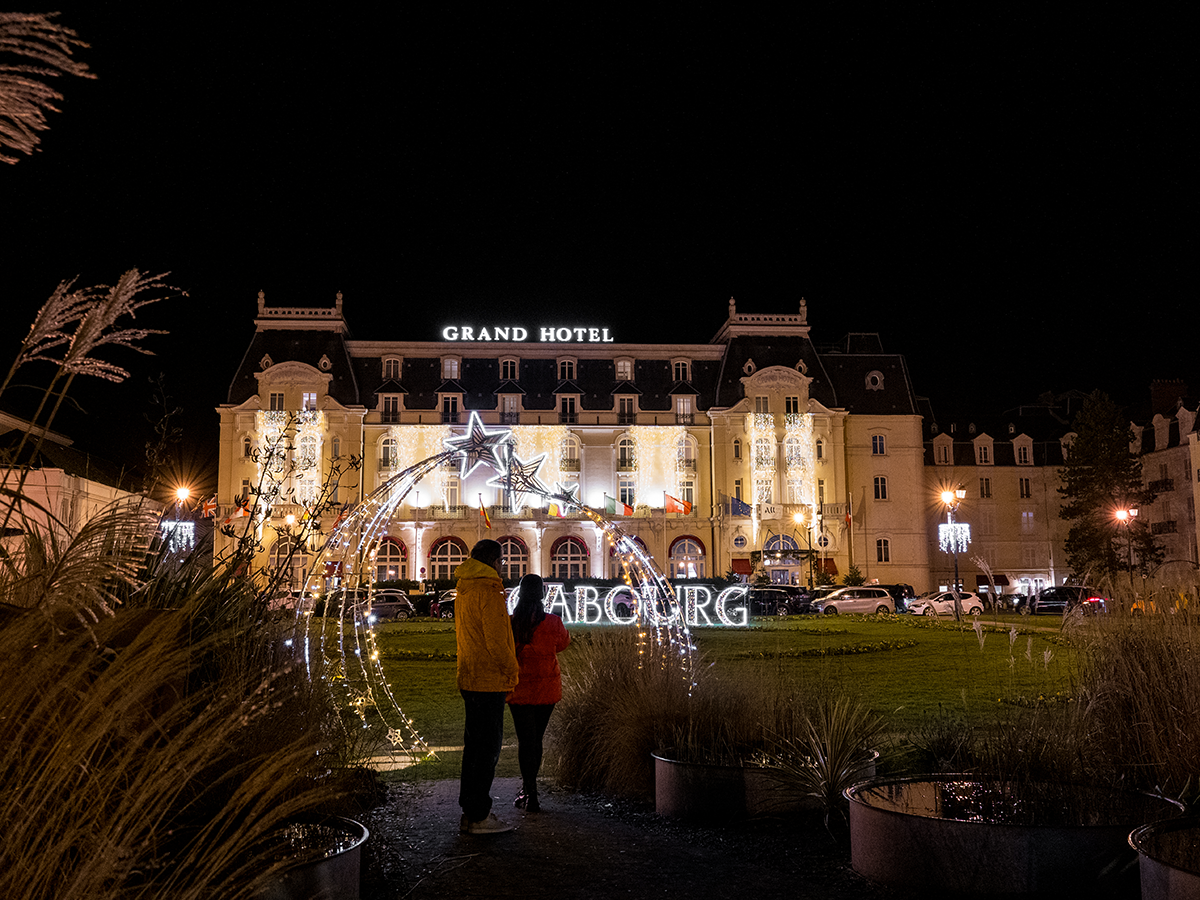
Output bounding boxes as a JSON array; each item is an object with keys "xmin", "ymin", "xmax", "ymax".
[
  {"xmin": 269, "ymin": 392, "xmax": 284, "ymax": 411},
  {"xmin": 871, "ymin": 435, "xmax": 886, "ymax": 455},
  {"xmin": 559, "ymin": 396, "xmax": 578, "ymax": 424},
  {"xmin": 754, "ymin": 478, "xmax": 772, "ymax": 504},
  {"xmin": 302, "ymin": 391, "xmax": 317, "ymax": 411},
  {"xmin": 1021, "ymin": 510, "xmax": 1035, "ymax": 532},
  {"xmin": 732, "ymin": 438, "xmax": 741, "ymax": 459},
  {"xmin": 617, "ymin": 437, "xmax": 636, "ymax": 469},
  {"xmin": 874, "ymin": 476, "xmax": 888, "ymax": 501},
  {"xmin": 876, "ymin": 538, "xmax": 891, "ymax": 563},
  {"xmin": 936, "ymin": 444, "xmax": 951, "ymax": 464},
  {"xmin": 785, "ymin": 396, "xmax": 800, "ymax": 415},
  {"xmin": 673, "ymin": 360, "xmax": 690, "ymax": 382},
  {"xmin": 382, "ymin": 395, "xmax": 400, "ymax": 423},
  {"xmin": 754, "ymin": 437, "xmax": 773, "ymax": 467},
  {"xmin": 383, "ymin": 358, "xmax": 400, "ymax": 380},
  {"xmin": 979, "ymin": 477, "xmax": 991, "ymax": 499},
  {"xmin": 618, "ymin": 396, "xmax": 636, "ymax": 424},
  {"xmin": 241, "ymin": 478, "xmax": 250, "ymax": 501},
  {"xmin": 1021, "ymin": 545, "xmax": 1037, "ymax": 568},
  {"xmin": 676, "ymin": 397, "xmax": 693, "ymax": 424},
  {"xmin": 551, "ymin": 537, "xmax": 588, "ymax": 580},
  {"xmin": 444, "ymin": 475, "xmax": 460, "ymax": 508},
  {"xmin": 243, "ymin": 436, "xmax": 252, "ymax": 457},
  {"xmin": 977, "ymin": 444, "xmax": 990, "ymax": 464},
  {"xmin": 619, "ymin": 475, "xmax": 636, "ymax": 507},
  {"xmin": 815, "ymin": 438, "xmax": 824, "ymax": 460},
  {"xmin": 332, "ymin": 436, "xmax": 341, "ymax": 458},
  {"xmin": 1017, "ymin": 444, "xmax": 1031, "ymax": 465},
  {"xmin": 380, "ymin": 437, "xmax": 397, "ymax": 467},
  {"xmin": 442, "ymin": 358, "xmax": 459, "ymax": 379},
  {"xmin": 679, "ymin": 479, "xmax": 695, "ymax": 505},
  {"xmin": 558, "ymin": 359, "xmax": 575, "ymax": 381},
  {"xmin": 734, "ymin": 479, "xmax": 743, "ymax": 501},
  {"xmin": 501, "ymin": 358, "xmax": 518, "ymax": 380},
  {"xmin": 499, "ymin": 537, "xmax": 528, "ymax": 580},
  {"xmin": 755, "ymin": 396, "xmax": 769, "ymax": 414},
  {"xmin": 615, "ymin": 359, "xmax": 633, "ymax": 380},
  {"xmin": 441, "ymin": 395, "xmax": 460, "ymax": 424},
  {"xmin": 375, "ymin": 540, "xmax": 406, "ymax": 582},
  {"xmin": 1019, "ymin": 477, "xmax": 1032, "ymax": 499},
  {"xmin": 817, "ymin": 478, "xmax": 825, "ymax": 506}
]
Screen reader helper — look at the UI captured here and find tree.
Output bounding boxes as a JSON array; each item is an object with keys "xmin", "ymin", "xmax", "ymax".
[
  {"xmin": 1058, "ymin": 391, "xmax": 1161, "ymax": 584},
  {"xmin": 0, "ymin": 12, "xmax": 94, "ymax": 163},
  {"xmin": 842, "ymin": 563, "xmax": 865, "ymax": 586}
]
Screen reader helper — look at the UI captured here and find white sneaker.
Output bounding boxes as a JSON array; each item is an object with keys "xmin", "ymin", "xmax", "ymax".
[{"xmin": 464, "ymin": 812, "xmax": 514, "ymax": 834}]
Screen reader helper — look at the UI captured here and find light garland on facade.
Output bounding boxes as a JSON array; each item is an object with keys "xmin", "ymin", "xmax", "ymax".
[
  {"xmin": 630, "ymin": 425, "xmax": 684, "ymax": 506},
  {"xmin": 784, "ymin": 413, "xmax": 815, "ymax": 509}
]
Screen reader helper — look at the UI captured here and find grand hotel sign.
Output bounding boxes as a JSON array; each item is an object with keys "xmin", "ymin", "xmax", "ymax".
[{"xmin": 441, "ymin": 325, "xmax": 615, "ymax": 342}]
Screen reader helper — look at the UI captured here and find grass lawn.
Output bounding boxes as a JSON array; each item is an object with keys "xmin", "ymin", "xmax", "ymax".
[{"xmin": 365, "ymin": 612, "xmax": 1077, "ymax": 781}]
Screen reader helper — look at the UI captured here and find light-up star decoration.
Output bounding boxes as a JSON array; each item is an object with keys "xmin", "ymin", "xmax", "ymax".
[
  {"xmin": 551, "ymin": 480, "xmax": 580, "ymax": 506},
  {"xmin": 486, "ymin": 451, "xmax": 551, "ymax": 510},
  {"xmin": 442, "ymin": 411, "xmax": 513, "ymax": 478}
]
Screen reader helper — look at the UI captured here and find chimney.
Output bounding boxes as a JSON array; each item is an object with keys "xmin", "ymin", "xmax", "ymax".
[{"xmin": 1150, "ymin": 379, "xmax": 1188, "ymax": 416}]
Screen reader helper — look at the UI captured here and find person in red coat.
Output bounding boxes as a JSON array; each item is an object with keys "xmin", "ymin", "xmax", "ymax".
[{"xmin": 507, "ymin": 573, "xmax": 570, "ymax": 812}]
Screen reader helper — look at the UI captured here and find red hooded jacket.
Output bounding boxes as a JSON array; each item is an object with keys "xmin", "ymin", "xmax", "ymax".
[{"xmin": 506, "ymin": 613, "xmax": 570, "ymax": 705}]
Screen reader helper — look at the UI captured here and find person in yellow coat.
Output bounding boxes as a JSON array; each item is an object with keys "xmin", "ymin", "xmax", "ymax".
[{"xmin": 455, "ymin": 539, "xmax": 520, "ymax": 834}]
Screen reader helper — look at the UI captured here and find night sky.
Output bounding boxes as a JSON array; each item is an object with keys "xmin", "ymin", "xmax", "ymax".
[{"xmin": 3, "ymin": 9, "xmax": 1192, "ymax": 497}]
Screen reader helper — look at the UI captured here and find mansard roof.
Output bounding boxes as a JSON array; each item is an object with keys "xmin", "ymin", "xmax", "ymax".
[{"xmin": 227, "ymin": 328, "xmax": 360, "ymax": 407}]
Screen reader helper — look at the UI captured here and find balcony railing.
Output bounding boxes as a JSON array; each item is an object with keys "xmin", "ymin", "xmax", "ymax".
[
  {"xmin": 675, "ymin": 413, "xmax": 694, "ymax": 425},
  {"xmin": 1151, "ymin": 520, "xmax": 1178, "ymax": 535},
  {"xmin": 617, "ymin": 459, "xmax": 636, "ymax": 472},
  {"xmin": 560, "ymin": 458, "xmax": 580, "ymax": 472},
  {"xmin": 379, "ymin": 458, "xmax": 397, "ymax": 470},
  {"xmin": 430, "ymin": 505, "xmax": 465, "ymax": 519},
  {"xmin": 559, "ymin": 413, "xmax": 578, "ymax": 425},
  {"xmin": 381, "ymin": 412, "xmax": 400, "ymax": 424},
  {"xmin": 1148, "ymin": 478, "xmax": 1175, "ymax": 493},
  {"xmin": 677, "ymin": 458, "xmax": 696, "ymax": 471},
  {"xmin": 500, "ymin": 411, "xmax": 521, "ymax": 425},
  {"xmin": 441, "ymin": 412, "xmax": 461, "ymax": 425},
  {"xmin": 617, "ymin": 413, "xmax": 637, "ymax": 425}
]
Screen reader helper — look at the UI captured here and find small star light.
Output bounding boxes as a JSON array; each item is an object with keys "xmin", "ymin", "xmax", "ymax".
[
  {"xmin": 551, "ymin": 480, "xmax": 580, "ymax": 506},
  {"xmin": 386, "ymin": 727, "xmax": 404, "ymax": 747},
  {"xmin": 443, "ymin": 411, "xmax": 512, "ymax": 478},
  {"xmin": 486, "ymin": 452, "xmax": 550, "ymax": 509}
]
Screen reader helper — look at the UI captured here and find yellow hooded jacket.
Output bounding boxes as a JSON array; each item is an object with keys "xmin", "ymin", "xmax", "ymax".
[{"xmin": 454, "ymin": 557, "xmax": 519, "ymax": 692}]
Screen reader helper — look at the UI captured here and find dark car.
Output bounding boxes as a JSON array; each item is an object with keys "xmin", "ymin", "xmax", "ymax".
[
  {"xmin": 875, "ymin": 583, "xmax": 917, "ymax": 613},
  {"xmin": 369, "ymin": 590, "xmax": 416, "ymax": 621},
  {"xmin": 777, "ymin": 587, "xmax": 815, "ymax": 615},
  {"xmin": 745, "ymin": 587, "xmax": 794, "ymax": 616},
  {"xmin": 431, "ymin": 589, "xmax": 456, "ymax": 619},
  {"xmin": 1029, "ymin": 585, "xmax": 1108, "ymax": 616}
]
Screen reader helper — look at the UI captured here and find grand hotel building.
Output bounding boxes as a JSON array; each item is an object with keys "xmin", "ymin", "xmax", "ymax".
[{"xmin": 216, "ymin": 294, "xmax": 1199, "ymax": 596}]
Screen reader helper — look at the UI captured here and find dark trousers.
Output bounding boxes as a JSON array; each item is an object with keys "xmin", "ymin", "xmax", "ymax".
[
  {"xmin": 459, "ymin": 690, "xmax": 508, "ymax": 822},
  {"xmin": 509, "ymin": 702, "xmax": 555, "ymax": 793}
]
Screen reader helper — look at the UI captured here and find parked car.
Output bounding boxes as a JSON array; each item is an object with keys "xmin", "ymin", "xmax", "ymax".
[
  {"xmin": 777, "ymin": 587, "xmax": 815, "ymax": 615},
  {"xmin": 431, "ymin": 589, "xmax": 456, "ymax": 619},
  {"xmin": 369, "ymin": 590, "xmax": 416, "ymax": 621},
  {"xmin": 874, "ymin": 583, "xmax": 917, "ymax": 613},
  {"xmin": 812, "ymin": 586, "xmax": 895, "ymax": 615},
  {"xmin": 324, "ymin": 587, "xmax": 370, "ymax": 617},
  {"xmin": 1029, "ymin": 585, "xmax": 1108, "ymax": 616},
  {"xmin": 907, "ymin": 590, "xmax": 985, "ymax": 617},
  {"xmin": 745, "ymin": 587, "xmax": 793, "ymax": 616}
]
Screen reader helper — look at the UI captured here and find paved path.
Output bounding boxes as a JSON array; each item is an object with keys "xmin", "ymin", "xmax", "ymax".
[{"xmin": 360, "ymin": 777, "xmax": 923, "ymax": 900}]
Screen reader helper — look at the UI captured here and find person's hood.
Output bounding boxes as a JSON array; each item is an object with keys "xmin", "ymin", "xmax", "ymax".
[{"xmin": 455, "ymin": 558, "xmax": 502, "ymax": 582}]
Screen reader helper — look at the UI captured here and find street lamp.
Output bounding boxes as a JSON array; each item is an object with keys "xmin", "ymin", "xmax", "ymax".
[
  {"xmin": 793, "ymin": 509, "xmax": 815, "ymax": 589},
  {"xmin": 939, "ymin": 486, "xmax": 968, "ymax": 592},
  {"xmin": 1114, "ymin": 507, "xmax": 1139, "ymax": 597}
]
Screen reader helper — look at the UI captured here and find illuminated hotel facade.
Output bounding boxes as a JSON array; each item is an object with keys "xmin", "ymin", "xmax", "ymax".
[{"xmin": 216, "ymin": 293, "xmax": 1084, "ymax": 595}]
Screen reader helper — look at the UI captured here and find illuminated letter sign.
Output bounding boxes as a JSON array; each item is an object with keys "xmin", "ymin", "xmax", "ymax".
[{"xmin": 440, "ymin": 326, "xmax": 612, "ymax": 342}]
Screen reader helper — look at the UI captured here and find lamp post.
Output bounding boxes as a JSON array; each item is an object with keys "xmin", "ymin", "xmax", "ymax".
[
  {"xmin": 1114, "ymin": 507, "xmax": 1139, "ymax": 599},
  {"xmin": 793, "ymin": 510, "xmax": 814, "ymax": 589},
  {"xmin": 940, "ymin": 487, "xmax": 967, "ymax": 592}
]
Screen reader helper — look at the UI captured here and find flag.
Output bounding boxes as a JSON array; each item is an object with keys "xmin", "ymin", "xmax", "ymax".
[
  {"xmin": 222, "ymin": 499, "xmax": 249, "ymax": 525},
  {"xmin": 200, "ymin": 494, "xmax": 217, "ymax": 518},
  {"xmin": 730, "ymin": 495, "xmax": 752, "ymax": 516},
  {"xmin": 547, "ymin": 501, "xmax": 566, "ymax": 518},
  {"xmin": 479, "ymin": 494, "xmax": 492, "ymax": 529},
  {"xmin": 665, "ymin": 493, "xmax": 692, "ymax": 515},
  {"xmin": 604, "ymin": 494, "xmax": 633, "ymax": 516}
]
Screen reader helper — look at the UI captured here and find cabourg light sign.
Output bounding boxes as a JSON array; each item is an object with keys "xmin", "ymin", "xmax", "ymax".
[{"xmin": 441, "ymin": 325, "xmax": 614, "ymax": 342}]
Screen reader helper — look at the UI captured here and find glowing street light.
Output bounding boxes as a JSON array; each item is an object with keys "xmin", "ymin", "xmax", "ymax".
[
  {"xmin": 939, "ymin": 486, "xmax": 969, "ymax": 592},
  {"xmin": 1114, "ymin": 506, "xmax": 1139, "ymax": 599},
  {"xmin": 793, "ymin": 509, "xmax": 815, "ymax": 589}
]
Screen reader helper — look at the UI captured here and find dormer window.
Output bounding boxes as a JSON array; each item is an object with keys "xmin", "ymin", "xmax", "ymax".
[
  {"xmin": 381, "ymin": 395, "xmax": 401, "ymax": 424},
  {"xmin": 673, "ymin": 359, "xmax": 691, "ymax": 382},
  {"xmin": 302, "ymin": 392, "xmax": 317, "ymax": 411},
  {"xmin": 269, "ymin": 392, "xmax": 285, "ymax": 411},
  {"xmin": 615, "ymin": 358, "xmax": 633, "ymax": 381},
  {"xmin": 383, "ymin": 358, "xmax": 401, "ymax": 380},
  {"xmin": 442, "ymin": 357, "xmax": 460, "ymax": 379},
  {"xmin": 1014, "ymin": 435, "xmax": 1034, "ymax": 466},
  {"xmin": 558, "ymin": 359, "xmax": 576, "ymax": 381},
  {"xmin": 974, "ymin": 436, "xmax": 994, "ymax": 466},
  {"xmin": 501, "ymin": 358, "xmax": 518, "ymax": 380}
]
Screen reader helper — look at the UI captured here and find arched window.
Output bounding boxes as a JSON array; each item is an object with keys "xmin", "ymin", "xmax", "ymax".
[
  {"xmin": 331, "ymin": 436, "xmax": 341, "ymax": 459},
  {"xmin": 732, "ymin": 438, "xmax": 741, "ymax": 460},
  {"xmin": 298, "ymin": 434, "xmax": 317, "ymax": 467},
  {"xmin": 754, "ymin": 437, "xmax": 773, "ymax": 467},
  {"xmin": 550, "ymin": 536, "xmax": 588, "ymax": 579},
  {"xmin": 374, "ymin": 538, "xmax": 406, "ymax": 583},
  {"xmin": 677, "ymin": 434, "xmax": 697, "ymax": 470},
  {"xmin": 499, "ymin": 536, "xmax": 528, "ymax": 581},
  {"xmin": 617, "ymin": 436, "xmax": 636, "ymax": 469},
  {"xmin": 381, "ymin": 436, "xmax": 398, "ymax": 468},
  {"xmin": 764, "ymin": 534, "xmax": 799, "ymax": 553},
  {"xmin": 243, "ymin": 436, "xmax": 252, "ymax": 457},
  {"xmin": 428, "ymin": 537, "xmax": 468, "ymax": 581},
  {"xmin": 560, "ymin": 434, "xmax": 580, "ymax": 471},
  {"xmin": 269, "ymin": 536, "xmax": 308, "ymax": 591},
  {"xmin": 669, "ymin": 536, "xmax": 706, "ymax": 579}
]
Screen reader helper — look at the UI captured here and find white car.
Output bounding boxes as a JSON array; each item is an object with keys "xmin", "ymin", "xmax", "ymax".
[
  {"xmin": 908, "ymin": 591, "xmax": 984, "ymax": 617},
  {"xmin": 813, "ymin": 586, "xmax": 895, "ymax": 615}
]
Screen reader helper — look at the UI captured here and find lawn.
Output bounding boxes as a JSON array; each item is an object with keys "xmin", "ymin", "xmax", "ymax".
[{"xmin": 367, "ymin": 612, "xmax": 1077, "ymax": 781}]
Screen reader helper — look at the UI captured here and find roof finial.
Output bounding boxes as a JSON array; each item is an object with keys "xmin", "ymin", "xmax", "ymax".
[
  {"xmin": 728, "ymin": 296, "xmax": 736, "ymax": 317},
  {"xmin": 336, "ymin": 290, "xmax": 343, "ymax": 314},
  {"xmin": 799, "ymin": 296, "xmax": 807, "ymax": 325},
  {"xmin": 257, "ymin": 289, "xmax": 265, "ymax": 315}
]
